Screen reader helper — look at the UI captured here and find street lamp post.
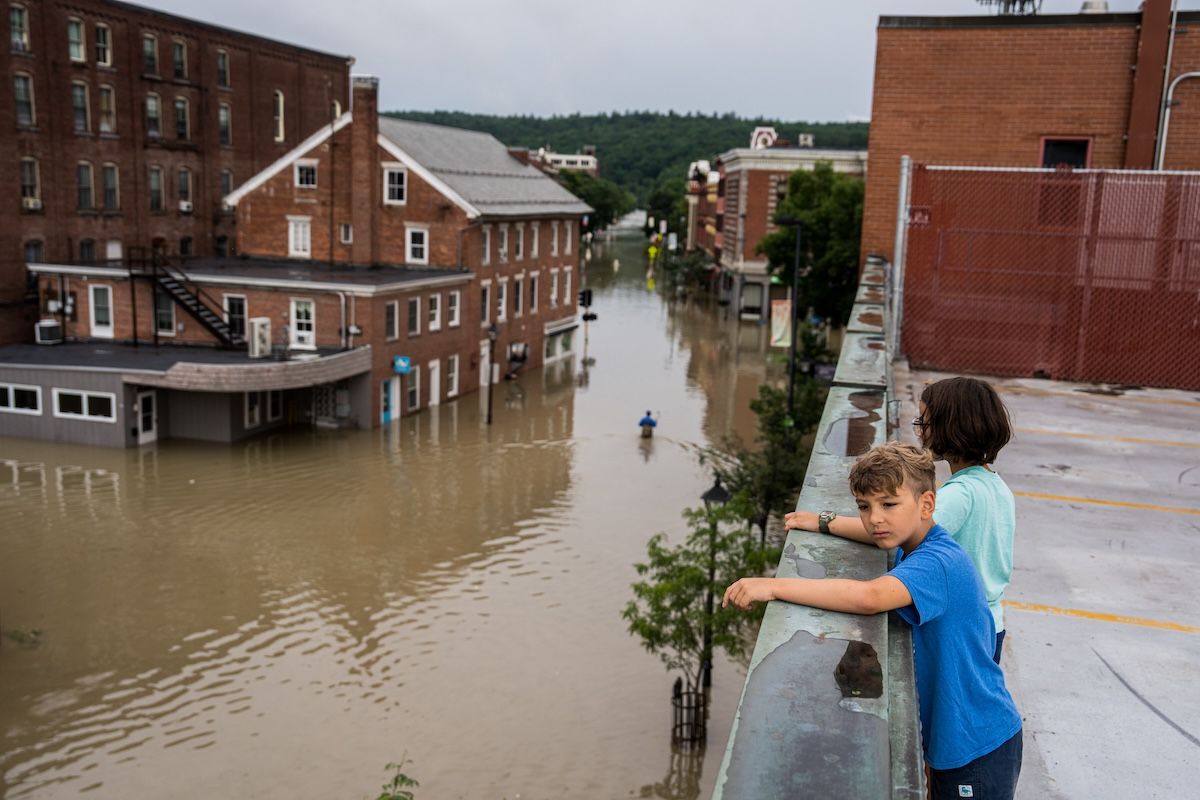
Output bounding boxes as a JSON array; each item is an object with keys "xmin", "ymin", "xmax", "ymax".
[
  {"xmin": 700, "ymin": 476, "xmax": 731, "ymax": 689},
  {"xmin": 776, "ymin": 216, "xmax": 804, "ymax": 420},
  {"xmin": 486, "ymin": 323, "xmax": 498, "ymax": 425}
]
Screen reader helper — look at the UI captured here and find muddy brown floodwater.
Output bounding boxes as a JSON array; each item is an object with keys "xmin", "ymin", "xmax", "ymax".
[{"xmin": 0, "ymin": 232, "xmax": 783, "ymax": 800}]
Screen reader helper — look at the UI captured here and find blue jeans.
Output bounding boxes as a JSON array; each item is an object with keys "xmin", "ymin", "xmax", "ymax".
[
  {"xmin": 929, "ymin": 729, "xmax": 1022, "ymax": 800},
  {"xmin": 993, "ymin": 630, "xmax": 1006, "ymax": 665}
]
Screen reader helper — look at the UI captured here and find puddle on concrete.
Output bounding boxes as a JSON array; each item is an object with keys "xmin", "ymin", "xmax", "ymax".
[
  {"xmin": 821, "ymin": 391, "xmax": 884, "ymax": 457},
  {"xmin": 1076, "ymin": 384, "xmax": 1145, "ymax": 397},
  {"xmin": 834, "ymin": 641, "xmax": 883, "ymax": 699},
  {"xmin": 783, "ymin": 542, "xmax": 828, "ymax": 579}
]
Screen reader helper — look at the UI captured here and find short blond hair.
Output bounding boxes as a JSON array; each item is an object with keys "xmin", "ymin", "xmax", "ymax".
[{"xmin": 848, "ymin": 441, "xmax": 935, "ymax": 498}]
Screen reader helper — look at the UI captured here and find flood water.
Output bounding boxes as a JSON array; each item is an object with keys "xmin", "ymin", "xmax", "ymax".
[{"xmin": 0, "ymin": 232, "xmax": 783, "ymax": 799}]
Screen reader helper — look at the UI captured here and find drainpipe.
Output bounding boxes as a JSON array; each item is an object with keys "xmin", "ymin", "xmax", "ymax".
[
  {"xmin": 1157, "ymin": 71, "xmax": 1200, "ymax": 170},
  {"xmin": 336, "ymin": 290, "xmax": 347, "ymax": 349}
]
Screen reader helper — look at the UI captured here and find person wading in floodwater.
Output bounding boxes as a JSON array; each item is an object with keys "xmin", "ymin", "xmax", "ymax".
[{"xmin": 639, "ymin": 410, "xmax": 657, "ymax": 439}]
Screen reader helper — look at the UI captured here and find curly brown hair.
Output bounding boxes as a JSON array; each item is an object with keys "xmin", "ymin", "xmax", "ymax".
[
  {"xmin": 848, "ymin": 442, "xmax": 935, "ymax": 498},
  {"xmin": 919, "ymin": 377, "xmax": 1012, "ymax": 465}
]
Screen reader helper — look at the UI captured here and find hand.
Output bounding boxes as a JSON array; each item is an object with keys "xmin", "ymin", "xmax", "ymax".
[
  {"xmin": 783, "ymin": 510, "xmax": 820, "ymax": 532},
  {"xmin": 722, "ymin": 578, "xmax": 776, "ymax": 610}
]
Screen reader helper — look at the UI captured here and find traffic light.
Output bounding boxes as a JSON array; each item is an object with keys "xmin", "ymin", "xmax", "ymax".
[{"xmin": 578, "ymin": 288, "xmax": 593, "ymax": 308}]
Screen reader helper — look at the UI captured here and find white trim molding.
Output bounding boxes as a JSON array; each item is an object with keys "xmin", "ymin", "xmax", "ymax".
[
  {"xmin": 224, "ymin": 112, "xmax": 353, "ymax": 206},
  {"xmin": 376, "ymin": 133, "xmax": 479, "ymax": 218}
]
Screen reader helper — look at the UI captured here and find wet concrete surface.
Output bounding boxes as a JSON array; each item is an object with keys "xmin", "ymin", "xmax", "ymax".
[
  {"xmin": 894, "ymin": 362, "xmax": 1200, "ymax": 800},
  {"xmin": 0, "ymin": 234, "xmax": 784, "ymax": 799}
]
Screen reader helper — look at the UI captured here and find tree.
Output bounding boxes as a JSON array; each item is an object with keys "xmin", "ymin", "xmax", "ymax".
[
  {"xmin": 659, "ymin": 250, "xmax": 715, "ymax": 295},
  {"xmin": 559, "ymin": 171, "xmax": 635, "ymax": 231},
  {"xmin": 756, "ymin": 162, "xmax": 865, "ymax": 324},
  {"xmin": 623, "ymin": 497, "xmax": 778, "ymax": 692}
]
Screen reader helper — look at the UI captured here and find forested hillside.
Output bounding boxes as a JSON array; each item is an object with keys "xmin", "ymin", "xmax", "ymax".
[{"xmin": 382, "ymin": 110, "xmax": 869, "ymax": 203}]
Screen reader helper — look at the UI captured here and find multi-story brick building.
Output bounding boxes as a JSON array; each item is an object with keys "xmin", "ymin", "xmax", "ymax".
[
  {"xmin": 861, "ymin": 1, "xmax": 1200, "ymax": 262},
  {"xmin": 0, "ymin": 77, "xmax": 589, "ymax": 447},
  {"xmin": 2, "ymin": 0, "xmax": 352, "ymax": 344}
]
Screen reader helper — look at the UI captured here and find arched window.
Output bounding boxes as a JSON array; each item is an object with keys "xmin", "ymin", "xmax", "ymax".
[
  {"xmin": 145, "ymin": 92, "xmax": 161, "ymax": 138},
  {"xmin": 272, "ymin": 90, "xmax": 285, "ymax": 142}
]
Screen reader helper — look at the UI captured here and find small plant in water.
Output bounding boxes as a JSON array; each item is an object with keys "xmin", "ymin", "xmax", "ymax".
[{"xmin": 377, "ymin": 759, "xmax": 419, "ymax": 800}]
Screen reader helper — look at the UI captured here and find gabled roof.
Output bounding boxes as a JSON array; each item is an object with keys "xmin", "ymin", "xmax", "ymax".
[
  {"xmin": 378, "ymin": 117, "xmax": 592, "ymax": 219},
  {"xmin": 224, "ymin": 113, "xmax": 354, "ymax": 207}
]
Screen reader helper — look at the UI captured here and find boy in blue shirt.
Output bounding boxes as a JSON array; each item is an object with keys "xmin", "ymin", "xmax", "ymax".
[{"xmin": 723, "ymin": 442, "xmax": 1022, "ymax": 799}]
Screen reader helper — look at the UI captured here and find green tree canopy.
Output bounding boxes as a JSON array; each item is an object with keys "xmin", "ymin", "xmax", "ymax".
[{"xmin": 558, "ymin": 171, "xmax": 635, "ymax": 231}]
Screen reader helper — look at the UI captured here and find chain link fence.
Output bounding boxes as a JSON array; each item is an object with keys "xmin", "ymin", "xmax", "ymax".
[{"xmin": 897, "ymin": 164, "xmax": 1200, "ymax": 390}]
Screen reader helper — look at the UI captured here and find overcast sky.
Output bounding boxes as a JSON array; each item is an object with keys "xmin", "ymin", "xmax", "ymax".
[{"xmin": 141, "ymin": 0, "xmax": 1195, "ymax": 121}]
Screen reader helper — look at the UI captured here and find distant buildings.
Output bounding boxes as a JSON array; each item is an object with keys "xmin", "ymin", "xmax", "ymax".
[{"xmin": 534, "ymin": 146, "xmax": 599, "ymax": 176}]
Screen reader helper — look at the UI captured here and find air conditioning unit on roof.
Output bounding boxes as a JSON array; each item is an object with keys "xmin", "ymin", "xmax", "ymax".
[{"xmin": 35, "ymin": 318, "xmax": 63, "ymax": 344}]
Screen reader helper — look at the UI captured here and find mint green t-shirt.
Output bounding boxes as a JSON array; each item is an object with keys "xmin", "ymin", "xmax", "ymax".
[{"xmin": 934, "ymin": 466, "xmax": 1015, "ymax": 633}]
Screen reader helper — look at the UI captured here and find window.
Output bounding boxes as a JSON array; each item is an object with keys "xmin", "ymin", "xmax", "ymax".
[
  {"xmin": 565, "ymin": 268, "xmax": 573, "ymax": 305},
  {"xmin": 428, "ymin": 294, "xmax": 441, "ymax": 331},
  {"xmin": 214, "ymin": 236, "xmax": 229, "ymax": 257},
  {"xmin": 98, "ymin": 85, "xmax": 115, "ymax": 133},
  {"xmin": 481, "ymin": 281, "xmax": 491, "ymax": 325},
  {"xmin": 148, "ymin": 165, "xmax": 163, "ymax": 211},
  {"xmin": 53, "ymin": 389, "xmax": 116, "ymax": 422},
  {"xmin": 145, "ymin": 93, "xmax": 161, "ymax": 138},
  {"xmin": 287, "ymin": 216, "xmax": 311, "ymax": 258},
  {"xmin": 339, "ymin": 223, "xmax": 352, "ymax": 244},
  {"xmin": 10, "ymin": 5, "xmax": 30, "ymax": 52},
  {"xmin": 447, "ymin": 354, "xmax": 459, "ymax": 398},
  {"xmin": 406, "ymin": 226, "xmax": 428, "ymax": 264},
  {"xmin": 67, "ymin": 18, "xmax": 84, "ymax": 62},
  {"xmin": 105, "ymin": 239, "xmax": 121, "ymax": 262},
  {"xmin": 172, "ymin": 40, "xmax": 186, "ymax": 79},
  {"xmin": 268, "ymin": 390, "xmax": 282, "ymax": 422},
  {"xmin": 290, "ymin": 298, "xmax": 314, "ymax": 348},
  {"xmin": 448, "ymin": 290, "xmax": 460, "ymax": 327},
  {"xmin": 497, "ymin": 278, "xmax": 508, "ymax": 322},
  {"xmin": 95, "ymin": 24, "xmax": 110, "ymax": 65},
  {"xmin": 102, "ymin": 163, "xmax": 118, "ymax": 210},
  {"xmin": 76, "ymin": 161, "xmax": 94, "ymax": 210},
  {"xmin": 223, "ymin": 294, "xmax": 246, "ymax": 338},
  {"xmin": 89, "ymin": 284, "xmax": 112, "ymax": 337},
  {"xmin": 179, "ymin": 236, "xmax": 192, "ymax": 257},
  {"xmin": 565, "ymin": 221, "xmax": 573, "ymax": 255},
  {"xmin": 295, "ymin": 160, "xmax": 317, "ymax": 189},
  {"xmin": 19, "ymin": 158, "xmax": 38, "ymax": 203},
  {"xmin": 529, "ymin": 272, "xmax": 539, "ymax": 314},
  {"xmin": 216, "ymin": 50, "xmax": 230, "ymax": 87},
  {"xmin": 385, "ymin": 300, "xmax": 399, "ymax": 340},
  {"xmin": 218, "ymin": 103, "xmax": 231, "ymax": 145},
  {"xmin": 516, "ymin": 224, "xmax": 525, "ymax": 260},
  {"xmin": 407, "ymin": 296, "xmax": 420, "ymax": 336},
  {"xmin": 14, "ymin": 73, "xmax": 34, "ymax": 126},
  {"xmin": 0, "ymin": 383, "xmax": 41, "ymax": 416},
  {"xmin": 142, "ymin": 34, "xmax": 157, "ymax": 74},
  {"xmin": 272, "ymin": 90, "xmax": 284, "ymax": 142},
  {"xmin": 383, "ymin": 165, "xmax": 406, "ymax": 204},
  {"xmin": 499, "ymin": 224, "xmax": 509, "ymax": 262},
  {"xmin": 174, "ymin": 97, "xmax": 189, "ymax": 140},
  {"xmin": 219, "ymin": 169, "xmax": 233, "ymax": 199},
  {"xmin": 551, "ymin": 221, "xmax": 560, "ymax": 256},
  {"xmin": 1042, "ymin": 138, "xmax": 1091, "ymax": 169},
  {"xmin": 244, "ymin": 391, "xmax": 260, "ymax": 428},
  {"xmin": 531, "ymin": 221, "xmax": 540, "ymax": 257},
  {"xmin": 24, "ymin": 239, "xmax": 43, "ymax": 265},
  {"xmin": 154, "ymin": 286, "xmax": 175, "ymax": 334},
  {"xmin": 78, "ymin": 239, "xmax": 95, "ymax": 262},
  {"xmin": 177, "ymin": 167, "xmax": 191, "ymax": 203},
  {"xmin": 550, "ymin": 269, "xmax": 559, "ymax": 308},
  {"xmin": 406, "ymin": 368, "xmax": 420, "ymax": 411},
  {"xmin": 514, "ymin": 275, "xmax": 524, "ymax": 317},
  {"xmin": 481, "ymin": 225, "xmax": 491, "ymax": 265},
  {"xmin": 71, "ymin": 82, "xmax": 89, "ymax": 132}
]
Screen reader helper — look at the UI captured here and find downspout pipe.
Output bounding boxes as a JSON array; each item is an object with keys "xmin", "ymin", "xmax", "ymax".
[{"xmin": 1157, "ymin": 71, "xmax": 1200, "ymax": 170}]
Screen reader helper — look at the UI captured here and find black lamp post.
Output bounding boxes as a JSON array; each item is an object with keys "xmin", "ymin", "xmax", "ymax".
[
  {"xmin": 486, "ymin": 323, "xmax": 498, "ymax": 425},
  {"xmin": 700, "ymin": 476, "xmax": 731, "ymax": 689},
  {"xmin": 776, "ymin": 216, "xmax": 804, "ymax": 420}
]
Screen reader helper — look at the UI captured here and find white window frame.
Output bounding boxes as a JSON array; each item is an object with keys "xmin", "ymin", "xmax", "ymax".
[
  {"xmin": 516, "ymin": 224, "xmax": 525, "ymax": 260},
  {"xmin": 480, "ymin": 280, "xmax": 492, "ymax": 326},
  {"xmin": 531, "ymin": 221, "xmax": 540, "ymax": 257},
  {"xmin": 565, "ymin": 221, "xmax": 574, "ymax": 255},
  {"xmin": 272, "ymin": 90, "xmax": 285, "ymax": 142},
  {"xmin": 549, "ymin": 269, "xmax": 559, "ymax": 309},
  {"xmin": 89, "ymin": 283, "xmax": 113, "ymax": 338},
  {"xmin": 172, "ymin": 39, "xmax": 187, "ymax": 79},
  {"xmin": 514, "ymin": 274, "xmax": 524, "ymax": 318},
  {"xmin": 154, "ymin": 286, "xmax": 176, "ymax": 336},
  {"xmin": 174, "ymin": 96, "xmax": 189, "ymax": 140},
  {"xmin": 499, "ymin": 224, "xmax": 509, "ymax": 263},
  {"xmin": 218, "ymin": 102, "xmax": 231, "ymax": 146},
  {"xmin": 101, "ymin": 162, "xmax": 119, "ymax": 210},
  {"xmin": 142, "ymin": 33, "xmax": 158, "ymax": 75},
  {"xmin": 94, "ymin": 24, "xmax": 111, "ymax": 66},
  {"xmin": 14, "ymin": 72, "xmax": 35, "ymax": 127},
  {"xmin": 223, "ymin": 293, "xmax": 246, "ymax": 338},
  {"xmin": 71, "ymin": 81, "xmax": 90, "ymax": 133},
  {"xmin": 448, "ymin": 290, "xmax": 461, "ymax": 328},
  {"xmin": 294, "ymin": 159, "xmax": 318, "ymax": 189},
  {"xmin": 10, "ymin": 4, "xmax": 30, "ymax": 53},
  {"xmin": 497, "ymin": 278, "xmax": 509, "ymax": 323},
  {"xmin": 98, "ymin": 84, "xmax": 115, "ymax": 133},
  {"xmin": 53, "ymin": 388, "xmax": 117, "ymax": 423},
  {"xmin": 244, "ymin": 391, "xmax": 261, "ymax": 428},
  {"xmin": 67, "ymin": 17, "xmax": 85, "ymax": 63},
  {"xmin": 428, "ymin": 293, "xmax": 441, "ymax": 332},
  {"xmin": 287, "ymin": 215, "xmax": 311, "ymax": 259},
  {"xmin": 289, "ymin": 297, "xmax": 315, "ymax": 350},
  {"xmin": 20, "ymin": 157, "xmax": 39, "ymax": 202},
  {"xmin": 529, "ymin": 271, "xmax": 539, "ymax": 315},
  {"xmin": 177, "ymin": 166, "xmax": 192, "ymax": 203},
  {"xmin": 565, "ymin": 267, "xmax": 573, "ymax": 306},
  {"xmin": 148, "ymin": 165, "xmax": 163, "ymax": 211},
  {"xmin": 216, "ymin": 49, "xmax": 230, "ymax": 87},
  {"xmin": 407, "ymin": 296, "xmax": 421, "ymax": 337},
  {"xmin": 339, "ymin": 223, "xmax": 352, "ymax": 244},
  {"xmin": 0, "ymin": 382, "xmax": 42, "ymax": 416},
  {"xmin": 406, "ymin": 367, "xmax": 420, "ymax": 411},
  {"xmin": 267, "ymin": 390, "xmax": 282, "ymax": 422},
  {"xmin": 145, "ymin": 92, "xmax": 161, "ymax": 138},
  {"xmin": 447, "ymin": 354, "xmax": 460, "ymax": 398},
  {"xmin": 383, "ymin": 163, "xmax": 407, "ymax": 205},
  {"xmin": 385, "ymin": 300, "xmax": 400, "ymax": 340},
  {"xmin": 551, "ymin": 220, "xmax": 560, "ymax": 256},
  {"xmin": 481, "ymin": 224, "xmax": 491, "ymax": 265},
  {"xmin": 406, "ymin": 225, "xmax": 429, "ymax": 265}
]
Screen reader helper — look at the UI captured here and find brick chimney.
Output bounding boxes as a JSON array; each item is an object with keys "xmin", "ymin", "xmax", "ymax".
[
  {"xmin": 350, "ymin": 75, "xmax": 380, "ymax": 265},
  {"xmin": 507, "ymin": 147, "xmax": 531, "ymax": 165}
]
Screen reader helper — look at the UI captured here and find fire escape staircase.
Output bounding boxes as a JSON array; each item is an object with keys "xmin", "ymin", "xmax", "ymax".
[{"xmin": 154, "ymin": 265, "xmax": 245, "ymax": 349}]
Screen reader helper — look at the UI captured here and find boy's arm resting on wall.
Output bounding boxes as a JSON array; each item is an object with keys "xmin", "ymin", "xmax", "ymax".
[
  {"xmin": 723, "ymin": 576, "xmax": 912, "ymax": 616},
  {"xmin": 784, "ymin": 510, "xmax": 874, "ymax": 545}
]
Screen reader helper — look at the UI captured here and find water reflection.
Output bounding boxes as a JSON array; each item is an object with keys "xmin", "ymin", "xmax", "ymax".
[{"xmin": 0, "ymin": 233, "xmax": 781, "ymax": 799}]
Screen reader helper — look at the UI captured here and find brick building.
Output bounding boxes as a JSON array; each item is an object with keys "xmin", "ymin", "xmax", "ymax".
[
  {"xmin": 2, "ymin": 0, "xmax": 352, "ymax": 344},
  {"xmin": 862, "ymin": 2, "xmax": 1200, "ymax": 262}
]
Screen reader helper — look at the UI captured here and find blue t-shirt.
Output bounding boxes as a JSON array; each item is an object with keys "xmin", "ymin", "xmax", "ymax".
[
  {"xmin": 935, "ymin": 466, "xmax": 1016, "ymax": 633},
  {"xmin": 639, "ymin": 416, "xmax": 657, "ymax": 427},
  {"xmin": 891, "ymin": 525, "xmax": 1022, "ymax": 770}
]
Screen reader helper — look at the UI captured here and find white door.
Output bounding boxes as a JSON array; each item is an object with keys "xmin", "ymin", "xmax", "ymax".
[
  {"xmin": 136, "ymin": 390, "xmax": 158, "ymax": 445},
  {"xmin": 479, "ymin": 339, "xmax": 490, "ymax": 389},
  {"xmin": 428, "ymin": 359, "xmax": 441, "ymax": 406},
  {"xmin": 89, "ymin": 284, "xmax": 113, "ymax": 338}
]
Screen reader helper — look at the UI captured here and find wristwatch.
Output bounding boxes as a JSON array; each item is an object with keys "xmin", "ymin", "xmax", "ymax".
[{"xmin": 818, "ymin": 510, "xmax": 838, "ymax": 534}]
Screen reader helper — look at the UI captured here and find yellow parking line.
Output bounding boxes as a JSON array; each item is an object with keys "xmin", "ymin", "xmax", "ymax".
[
  {"xmin": 1004, "ymin": 600, "xmax": 1200, "ymax": 634},
  {"xmin": 1014, "ymin": 427, "xmax": 1200, "ymax": 449},
  {"xmin": 998, "ymin": 385, "xmax": 1200, "ymax": 408},
  {"xmin": 1014, "ymin": 490, "xmax": 1200, "ymax": 516}
]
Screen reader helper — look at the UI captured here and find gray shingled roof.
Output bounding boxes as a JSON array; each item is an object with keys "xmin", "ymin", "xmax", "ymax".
[{"xmin": 378, "ymin": 117, "xmax": 592, "ymax": 219}]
